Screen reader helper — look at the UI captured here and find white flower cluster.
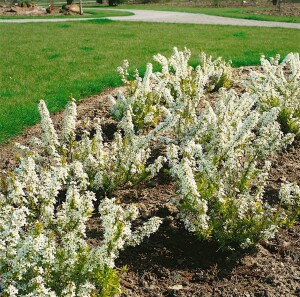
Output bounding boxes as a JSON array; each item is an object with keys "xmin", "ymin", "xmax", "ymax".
[
  {"xmin": 0, "ymin": 100, "xmax": 163, "ymax": 296},
  {"xmin": 198, "ymin": 51, "xmax": 232, "ymax": 92},
  {"xmin": 279, "ymin": 182, "xmax": 300, "ymax": 207},
  {"xmin": 245, "ymin": 53, "xmax": 300, "ymax": 137},
  {"xmin": 110, "ymin": 47, "xmax": 233, "ymax": 135},
  {"xmin": 279, "ymin": 182, "xmax": 300, "ymax": 223},
  {"xmin": 90, "ymin": 198, "xmax": 162, "ymax": 268}
]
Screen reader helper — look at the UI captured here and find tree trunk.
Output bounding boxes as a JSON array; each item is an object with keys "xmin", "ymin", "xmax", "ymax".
[
  {"xmin": 108, "ymin": 0, "xmax": 116, "ymax": 6},
  {"xmin": 79, "ymin": 0, "xmax": 83, "ymax": 15}
]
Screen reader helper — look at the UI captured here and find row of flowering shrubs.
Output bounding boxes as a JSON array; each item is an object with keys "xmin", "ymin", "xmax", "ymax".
[
  {"xmin": 0, "ymin": 48, "xmax": 299, "ymax": 296},
  {"xmin": 113, "ymin": 48, "xmax": 300, "ymax": 249}
]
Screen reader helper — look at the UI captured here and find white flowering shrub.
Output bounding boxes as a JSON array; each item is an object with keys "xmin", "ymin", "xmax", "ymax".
[
  {"xmin": 110, "ymin": 48, "xmax": 233, "ymax": 134},
  {"xmin": 0, "ymin": 99, "xmax": 164, "ymax": 296},
  {"xmin": 110, "ymin": 49, "xmax": 300, "ymax": 249},
  {"xmin": 0, "ymin": 155, "xmax": 161, "ymax": 296},
  {"xmin": 111, "ymin": 61, "xmax": 163, "ymax": 131},
  {"xmin": 198, "ymin": 52, "xmax": 232, "ymax": 92},
  {"xmin": 18, "ymin": 100, "xmax": 166, "ymax": 197},
  {"xmin": 245, "ymin": 53, "xmax": 300, "ymax": 137},
  {"xmin": 75, "ymin": 115, "xmax": 168, "ymax": 196},
  {"xmin": 167, "ymin": 89, "xmax": 296, "ymax": 248}
]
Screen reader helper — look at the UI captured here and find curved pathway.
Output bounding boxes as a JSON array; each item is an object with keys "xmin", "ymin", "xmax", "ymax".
[
  {"xmin": 105, "ymin": 9, "xmax": 300, "ymax": 29},
  {"xmin": 0, "ymin": 8, "xmax": 299, "ymax": 29}
]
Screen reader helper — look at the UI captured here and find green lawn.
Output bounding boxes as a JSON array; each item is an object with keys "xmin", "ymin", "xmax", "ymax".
[
  {"xmin": 0, "ymin": 8, "xmax": 133, "ymax": 19},
  {"xmin": 98, "ymin": 4, "xmax": 300, "ymax": 23},
  {"xmin": 0, "ymin": 20, "xmax": 299, "ymax": 142}
]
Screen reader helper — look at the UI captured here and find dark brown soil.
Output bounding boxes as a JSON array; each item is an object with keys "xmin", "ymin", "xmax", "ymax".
[
  {"xmin": 0, "ymin": 69, "xmax": 299, "ymax": 297},
  {"xmin": 116, "ymin": 147, "xmax": 300, "ymax": 297}
]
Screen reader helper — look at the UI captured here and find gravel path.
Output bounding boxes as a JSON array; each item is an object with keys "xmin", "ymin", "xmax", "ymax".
[
  {"xmin": 106, "ymin": 8, "xmax": 300, "ymax": 29},
  {"xmin": 0, "ymin": 8, "xmax": 299, "ymax": 29}
]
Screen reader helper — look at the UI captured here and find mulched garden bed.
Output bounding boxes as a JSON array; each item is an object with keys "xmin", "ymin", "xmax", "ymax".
[{"xmin": 0, "ymin": 67, "xmax": 299, "ymax": 296}]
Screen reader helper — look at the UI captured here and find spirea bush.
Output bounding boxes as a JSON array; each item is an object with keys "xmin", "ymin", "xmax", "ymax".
[
  {"xmin": 198, "ymin": 52, "xmax": 232, "ymax": 92},
  {"xmin": 110, "ymin": 48, "xmax": 300, "ymax": 249},
  {"xmin": 0, "ymin": 156, "xmax": 161, "ymax": 296},
  {"xmin": 166, "ymin": 89, "xmax": 298, "ymax": 248},
  {"xmin": 110, "ymin": 48, "xmax": 233, "ymax": 135},
  {"xmin": 0, "ymin": 100, "xmax": 162, "ymax": 296},
  {"xmin": 245, "ymin": 53, "xmax": 300, "ymax": 137},
  {"xmin": 18, "ymin": 100, "xmax": 166, "ymax": 197}
]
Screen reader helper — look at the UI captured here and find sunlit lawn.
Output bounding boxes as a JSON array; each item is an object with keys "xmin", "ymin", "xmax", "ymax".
[{"xmin": 0, "ymin": 19, "xmax": 299, "ymax": 141}]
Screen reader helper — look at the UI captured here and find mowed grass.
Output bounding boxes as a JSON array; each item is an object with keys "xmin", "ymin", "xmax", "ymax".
[
  {"xmin": 105, "ymin": 4, "xmax": 300, "ymax": 23},
  {"xmin": 0, "ymin": 9, "xmax": 133, "ymax": 19},
  {"xmin": 0, "ymin": 19, "xmax": 299, "ymax": 141}
]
